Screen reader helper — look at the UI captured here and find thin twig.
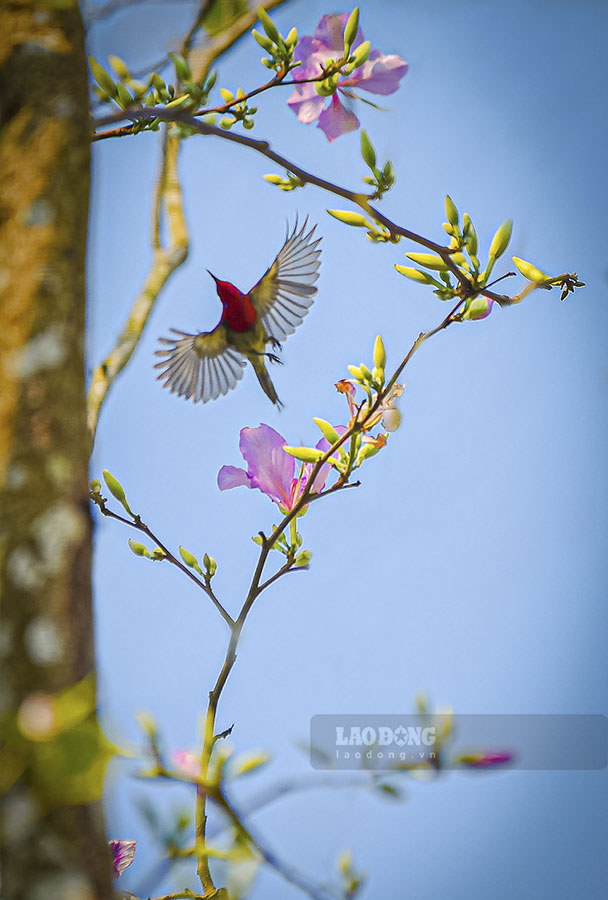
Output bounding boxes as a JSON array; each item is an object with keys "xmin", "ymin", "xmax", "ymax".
[{"xmin": 97, "ymin": 503, "xmax": 234, "ymax": 626}]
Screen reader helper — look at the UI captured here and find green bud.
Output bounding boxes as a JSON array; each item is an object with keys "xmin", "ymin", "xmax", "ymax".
[
  {"xmin": 203, "ymin": 553, "xmax": 217, "ymax": 576},
  {"xmin": 294, "ymin": 550, "xmax": 312, "ymax": 568},
  {"xmin": 343, "ymin": 7, "xmax": 360, "ymax": 52},
  {"xmin": 285, "ymin": 27, "xmax": 298, "ymax": 47},
  {"xmin": 220, "ymin": 116, "xmax": 235, "ymax": 129},
  {"xmin": 383, "ymin": 160, "xmax": 395, "ymax": 186},
  {"xmin": 445, "ymin": 195, "xmax": 459, "ymax": 227},
  {"xmin": 102, "ymin": 469, "xmax": 134, "ymax": 516},
  {"xmin": 512, "ymin": 256, "xmax": 549, "ymax": 283},
  {"xmin": 463, "ymin": 213, "xmax": 478, "ymax": 256},
  {"xmin": 88, "ymin": 56, "xmax": 117, "ymax": 97},
  {"xmin": 109, "ymin": 55, "xmax": 130, "ymax": 80},
  {"xmin": 489, "ymin": 218, "xmax": 513, "ymax": 260},
  {"xmin": 251, "ymin": 535, "xmax": 264, "ymax": 546},
  {"xmin": 252, "ymin": 28, "xmax": 275, "ymax": 52},
  {"xmin": 261, "ymin": 57, "xmax": 275, "ymax": 69},
  {"xmin": 243, "ymin": 117, "xmax": 255, "ymax": 129},
  {"xmin": 150, "ymin": 548, "xmax": 166, "ymax": 560},
  {"xmin": 463, "ymin": 296, "xmax": 491, "ymax": 320},
  {"xmin": 128, "ymin": 540, "xmax": 148, "ymax": 557},
  {"xmin": 257, "ymin": 6, "xmax": 279, "ymax": 43},
  {"xmin": 283, "ymin": 446, "xmax": 325, "ymax": 463},
  {"xmin": 164, "ymin": 94, "xmax": 192, "ymax": 109},
  {"xmin": 90, "ymin": 479, "xmax": 101, "ymax": 494},
  {"xmin": 264, "ymin": 174, "xmax": 284, "ymax": 184},
  {"xmin": 313, "ymin": 417, "xmax": 341, "ymax": 445},
  {"xmin": 169, "ymin": 52, "xmax": 192, "ymax": 82},
  {"xmin": 315, "ymin": 75, "xmax": 338, "ymax": 97},
  {"xmin": 347, "ymin": 365, "xmax": 364, "ymax": 380},
  {"xmin": 179, "ymin": 546, "xmax": 203, "ymax": 574},
  {"xmin": 151, "ymin": 72, "xmax": 166, "ymax": 91},
  {"xmin": 115, "ymin": 82, "xmax": 133, "ymax": 109},
  {"xmin": 351, "ymin": 40, "xmax": 371, "ymax": 67},
  {"xmin": 359, "ymin": 363, "xmax": 373, "ymax": 382},
  {"xmin": 356, "ymin": 443, "xmax": 382, "ymax": 464},
  {"xmin": 395, "ymin": 265, "xmax": 441, "ymax": 286},
  {"xmin": 405, "ymin": 252, "xmax": 449, "ymax": 271},
  {"xmin": 327, "ymin": 209, "xmax": 370, "ymax": 227},
  {"xmin": 360, "ymin": 130, "xmax": 376, "ymax": 169},
  {"xmin": 219, "ymin": 87, "xmax": 235, "ymax": 103},
  {"xmin": 206, "ymin": 70, "xmax": 217, "ymax": 90},
  {"xmin": 373, "ymin": 335, "xmax": 386, "ymax": 370}
]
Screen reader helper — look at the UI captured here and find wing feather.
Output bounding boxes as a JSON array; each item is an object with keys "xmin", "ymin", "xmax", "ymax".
[
  {"xmin": 249, "ymin": 216, "xmax": 322, "ymax": 342},
  {"xmin": 154, "ymin": 324, "xmax": 246, "ymax": 404}
]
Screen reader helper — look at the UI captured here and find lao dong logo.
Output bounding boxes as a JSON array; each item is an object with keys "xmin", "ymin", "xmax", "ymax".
[{"xmin": 335, "ymin": 724, "xmax": 436, "ymax": 748}]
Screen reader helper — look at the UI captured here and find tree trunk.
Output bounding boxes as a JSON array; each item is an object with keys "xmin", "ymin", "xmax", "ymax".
[{"xmin": 0, "ymin": 3, "xmax": 113, "ymax": 897}]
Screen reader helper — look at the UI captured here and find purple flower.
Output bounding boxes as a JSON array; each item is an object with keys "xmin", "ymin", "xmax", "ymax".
[
  {"xmin": 109, "ymin": 840, "xmax": 136, "ymax": 878},
  {"xmin": 218, "ymin": 424, "xmax": 345, "ymax": 511},
  {"xmin": 458, "ymin": 751, "xmax": 513, "ymax": 769},
  {"xmin": 287, "ymin": 13, "xmax": 408, "ymax": 141}
]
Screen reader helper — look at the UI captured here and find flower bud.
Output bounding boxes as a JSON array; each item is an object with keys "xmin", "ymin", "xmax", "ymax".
[
  {"xmin": 463, "ymin": 296, "xmax": 492, "ymax": 320},
  {"xmin": 90, "ymin": 479, "xmax": 101, "ymax": 494},
  {"xmin": 179, "ymin": 546, "xmax": 203, "ymax": 574},
  {"xmin": 382, "ymin": 407, "xmax": 401, "ymax": 432},
  {"xmin": 313, "ymin": 417, "xmax": 341, "ymax": 445},
  {"xmin": 347, "ymin": 365, "xmax": 363, "ymax": 381},
  {"xmin": 88, "ymin": 56, "xmax": 117, "ymax": 97},
  {"xmin": 203, "ymin": 553, "xmax": 217, "ymax": 576},
  {"xmin": 252, "ymin": 29, "xmax": 274, "ymax": 51},
  {"xmin": 360, "ymin": 130, "xmax": 376, "ymax": 169},
  {"xmin": 257, "ymin": 6, "xmax": 279, "ymax": 43},
  {"xmin": 102, "ymin": 469, "xmax": 134, "ymax": 516},
  {"xmin": 285, "ymin": 27, "xmax": 298, "ymax": 47},
  {"xmin": 128, "ymin": 540, "xmax": 149, "ymax": 557},
  {"xmin": 294, "ymin": 550, "xmax": 312, "ymax": 568},
  {"xmin": 489, "ymin": 219, "xmax": 513, "ymax": 260},
  {"xmin": 283, "ymin": 446, "xmax": 325, "ymax": 463},
  {"xmin": 512, "ymin": 256, "xmax": 549, "ymax": 283},
  {"xmin": 327, "ymin": 209, "xmax": 370, "ymax": 227},
  {"xmin": 351, "ymin": 40, "xmax": 371, "ymax": 67},
  {"xmin": 109, "ymin": 55, "xmax": 130, "ymax": 80},
  {"xmin": 405, "ymin": 252, "xmax": 449, "ymax": 271},
  {"xmin": 373, "ymin": 335, "xmax": 386, "ymax": 370},
  {"xmin": 395, "ymin": 265, "xmax": 441, "ymax": 286},
  {"xmin": 445, "ymin": 194, "xmax": 459, "ymax": 227},
  {"xmin": 343, "ymin": 7, "xmax": 360, "ymax": 52}
]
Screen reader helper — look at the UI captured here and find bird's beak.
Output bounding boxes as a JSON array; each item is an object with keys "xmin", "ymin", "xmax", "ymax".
[{"xmin": 206, "ymin": 269, "xmax": 218, "ymax": 282}]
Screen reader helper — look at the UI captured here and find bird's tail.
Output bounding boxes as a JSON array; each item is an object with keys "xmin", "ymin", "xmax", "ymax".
[{"xmin": 250, "ymin": 355, "xmax": 282, "ymax": 407}]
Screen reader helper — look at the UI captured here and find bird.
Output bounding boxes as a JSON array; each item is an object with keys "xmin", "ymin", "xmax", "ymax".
[{"xmin": 155, "ymin": 217, "xmax": 322, "ymax": 407}]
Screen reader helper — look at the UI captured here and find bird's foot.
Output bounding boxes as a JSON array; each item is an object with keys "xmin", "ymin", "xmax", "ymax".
[
  {"xmin": 269, "ymin": 338, "xmax": 283, "ymax": 352},
  {"xmin": 266, "ymin": 353, "xmax": 283, "ymax": 366}
]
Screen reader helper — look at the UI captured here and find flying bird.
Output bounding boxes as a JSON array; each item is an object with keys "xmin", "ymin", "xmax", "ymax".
[{"xmin": 155, "ymin": 217, "xmax": 322, "ymax": 406}]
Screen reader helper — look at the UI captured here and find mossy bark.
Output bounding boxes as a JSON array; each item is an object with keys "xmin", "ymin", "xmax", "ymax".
[{"xmin": 0, "ymin": 3, "xmax": 113, "ymax": 897}]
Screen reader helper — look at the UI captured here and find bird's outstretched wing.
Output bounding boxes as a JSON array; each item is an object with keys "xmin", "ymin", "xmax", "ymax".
[
  {"xmin": 249, "ymin": 216, "xmax": 322, "ymax": 342},
  {"xmin": 154, "ymin": 326, "xmax": 246, "ymax": 403}
]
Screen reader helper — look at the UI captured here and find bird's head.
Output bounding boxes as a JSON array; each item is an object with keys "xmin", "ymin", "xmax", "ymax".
[{"xmin": 207, "ymin": 270, "xmax": 243, "ymax": 307}]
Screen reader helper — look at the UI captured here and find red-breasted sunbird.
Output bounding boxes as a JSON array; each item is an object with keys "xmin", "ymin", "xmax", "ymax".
[{"xmin": 155, "ymin": 217, "xmax": 322, "ymax": 406}]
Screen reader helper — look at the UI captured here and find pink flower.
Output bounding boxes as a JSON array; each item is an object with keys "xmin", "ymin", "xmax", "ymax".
[
  {"xmin": 458, "ymin": 751, "xmax": 513, "ymax": 769},
  {"xmin": 172, "ymin": 749, "xmax": 202, "ymax": 779},
  {"xmin": 218, "ymin": 424, "xmax": 345, "ymax": 511},
  {"xmin": 287, "ymin": 13, "xmax": 408, "ymax": 141},
  {"xmin": 109, "ymin": 840, "xmax": 136, "ymax": 878}
]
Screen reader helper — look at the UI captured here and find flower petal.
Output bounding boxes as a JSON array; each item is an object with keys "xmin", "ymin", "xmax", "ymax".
[
  {"xmin": 109, "ymin": 840, "xmax": 136, "ymax": 878},
  {"xmin": 314, "ymin": 13, "xmax": 364, "ymax": 52},
  {"xmin": 287, "ymin": 81, "xmax": 326, "ymax": 124},
  {"xmin": 318, "ymin": 94, "xmax": 359, "ymax": 141},
  {"xmin": 239, "ymin": 424, "xmax": 294, "ymax": 506},
  {"xmin": 217, "ymin": 465, "xmax": 252, "ymax": 492},
  {"xmin": 351, "ymin": 50, "xmax": 408, "ymax": 95}
]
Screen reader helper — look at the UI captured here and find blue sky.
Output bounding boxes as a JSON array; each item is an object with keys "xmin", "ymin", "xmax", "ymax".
[{"xmin": 88, "ymin": 0, "xmax": 607, "ymax": 896}]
